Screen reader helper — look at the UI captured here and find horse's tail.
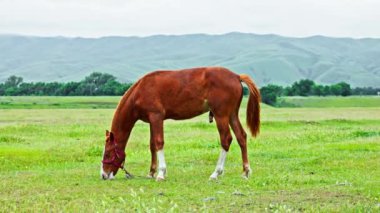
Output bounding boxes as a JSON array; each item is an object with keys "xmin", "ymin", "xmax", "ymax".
[{"xmin": 240, "ymin": 74, "xmax": 261, "ymax": 137}]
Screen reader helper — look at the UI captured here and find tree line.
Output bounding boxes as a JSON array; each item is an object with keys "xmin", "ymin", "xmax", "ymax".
[
  {"xmin": 0, "ymin": 74, "xmax": 378, "ymax": 105},
  {"xmin": 0, "ymin": 73, "xmax": 132, "ymax": 96},
  {"xmin": 260, "ymin": 79, "xmax": 379, "ymax": 106}
]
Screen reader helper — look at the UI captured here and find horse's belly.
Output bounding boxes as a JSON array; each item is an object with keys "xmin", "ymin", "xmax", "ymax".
[
  {"xmin": 164, "ymin": 99, "xmax": 210, "ymax": 120},
  {"xmin": 166, "ymin": 110, "xmax": 209, "ymax": 120}
]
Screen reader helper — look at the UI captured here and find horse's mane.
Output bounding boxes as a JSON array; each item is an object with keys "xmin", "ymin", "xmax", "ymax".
[
  {"xmin": 118, "ymin": 80, "xmax": 141, "ymax": 108},
  {"xmin": 112, "ymin": 79, "xmax": 141, "ymax": 127}
]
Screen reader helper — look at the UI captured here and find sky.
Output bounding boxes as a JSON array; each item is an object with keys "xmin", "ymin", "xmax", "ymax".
[{"xmin": 0, "ymin": 0, "xmax": 379, "ymax": 38}]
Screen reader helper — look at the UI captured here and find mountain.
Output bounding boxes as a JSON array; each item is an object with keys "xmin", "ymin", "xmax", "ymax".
[{"xmin": 1, "ymin": 32, "xmax": 380, "ymax": 87}]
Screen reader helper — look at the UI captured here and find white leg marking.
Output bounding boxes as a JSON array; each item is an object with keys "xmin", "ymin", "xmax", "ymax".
[
  {"xmin": 242, "ymin": 163, "xmax": 252, "ymax": 179},
  {"xmin": 156, "ymin": 150, "xmax": 166, "ymax": 181},
  {"xmin": 210, "ymin": 149, "xmax": 228, "ymax": 180}
]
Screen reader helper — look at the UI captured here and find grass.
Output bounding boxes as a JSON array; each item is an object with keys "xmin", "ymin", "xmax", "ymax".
[
  {"xmin": 277, "ymin": 96, "xmax": 380, "ymax": 108},
  {"xmin": 0, "ymin": 96, "xmax": 379, "ymax": 212},
  {"xmin": 0, "ymin": 96, "xmax": 120, "ymax": 109}
]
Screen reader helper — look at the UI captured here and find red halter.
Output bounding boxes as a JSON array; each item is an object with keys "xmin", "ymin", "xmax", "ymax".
[{"xmin": 101, "ymin": 138, "xmax": 126, "ymax": 169}]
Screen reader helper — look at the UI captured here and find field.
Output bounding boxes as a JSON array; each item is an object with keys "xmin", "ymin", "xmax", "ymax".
[
  {"xmin": 0, "ymin": 96, "xmax": 379, "ymax": 212},
  {"xmin": 0, "ymin": 96, "xmax": 120, "ymax": 109},
  {"xmin": 277, "ymin": 96, "xmax": 380, "ymax": 108}
]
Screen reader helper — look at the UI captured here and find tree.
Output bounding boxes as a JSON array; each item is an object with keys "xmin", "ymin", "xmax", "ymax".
[
  {"xmin": 337, "ymin": 82, "xmax": 351, "ymax": 96},
  {"xmin": 58, "ymin": 82, "xmax": 80, "ymax": 96},
  {"xmin": 260, "ymin": 84, "xmax": 284, "ymax": 106},
  {"xmin": 5, "ymin": 75, "xmax": 23, "ymax": 87},
  {"xmin": 330, "ymin": 84, "xmax": 342, "ymax": 96},
  {"xmin": 311, "ymin": 84, "xmax": 324, "ymax": 96},
  {"xmin": 98, "ymin": 80, "xmax": 121, "ymax": 95},
  {"xmin": 242, "ymin": 86, "xmax": 249, "ymax": 96},
  {"xmin": 0, "ymin": 74, "xmax": 361, "ymax": 98},
  {"xmin": 5, "ymin": 87, "xmax": 18, "ymax": 96},
  {"xmin": 80, "ymin": 72, "xmax": 120, "ymax": 95},
  {"xmin": 0, "ymin": 83, "xmax": 5, "ymax": 95},
  {"xmin": 18, "ymin": 82, "xmax": 34, "ymax": 95},
  {"xmin": 119, "ymin": 83, "xmax": 133, "ymax": 95},
  {"xmin": 3, "ymin": 75, "xmax": 23, "ymax": 95},
  {"xmin": 322, "ymin": 85, "xmax": 331, "ymax": 96},
  {"xmin": 283, "ymin": 86, "xmax": 295, "ymax": 96},
  {"xmin": 352, "ymin": 87, "xmax": 378, "ymax": 95},
  {"xmin": 84, "ymin": 73, "xmax": 116, "ymax": 87},
  {"xmin": 291, "ymin": 79, "xmax": 315, "ymax": 96}
]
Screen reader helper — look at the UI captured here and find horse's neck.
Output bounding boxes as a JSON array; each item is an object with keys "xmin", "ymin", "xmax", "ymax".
[{"xmin": 111, "ymin": 98, "xmax": 137, "ymax": 150}]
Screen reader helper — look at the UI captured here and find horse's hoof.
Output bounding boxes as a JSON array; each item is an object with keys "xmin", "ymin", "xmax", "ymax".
[
  {"xmin": 156, "ymin": 176, "xmax": 165, "ymax": 182},
  {"xmin": 209, "ymin": 170, "xmax": 223, "ymax": 180},
  {"xmin": 241, "ymin": 170, "xmax": 251, "ymax": 180},
  {"xmin": 125, "ymin": 173, "xmax": 134, "ymax": 179},
  {"xmin": 146, "ymin": 174, "xmax": 154, "ymax": 179},
  {"xmin": 209, "ymin": 173, "xmax": 220, "ymax": 180},
  {"xmin": 209, "ymin": 176, "xmax": 218, "ymax": 181}
]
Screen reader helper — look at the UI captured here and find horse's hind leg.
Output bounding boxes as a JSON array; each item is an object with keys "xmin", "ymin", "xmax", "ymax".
[
  {"xmin": 209, "ymin": 116, "xmax": 232, "ymax": 180},
  {"xmin": 230, "ymin": 113, "xmax": 251, "ymax": 179}
]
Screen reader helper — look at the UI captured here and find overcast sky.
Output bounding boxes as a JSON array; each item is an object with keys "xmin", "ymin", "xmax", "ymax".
[{"xmin": 0, "ymin": 0, "xmax": 379, "ymax": 38}]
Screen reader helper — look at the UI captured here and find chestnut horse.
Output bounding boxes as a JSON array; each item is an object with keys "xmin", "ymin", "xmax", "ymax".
[{"xmin": 101, "ymin": 67, "xmax": 260, "ymax": 181}]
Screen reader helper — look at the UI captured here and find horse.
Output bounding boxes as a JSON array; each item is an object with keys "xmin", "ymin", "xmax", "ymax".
[{"xmin": 101, "ymin": 67, "xmax": 260, "ymax": 181}]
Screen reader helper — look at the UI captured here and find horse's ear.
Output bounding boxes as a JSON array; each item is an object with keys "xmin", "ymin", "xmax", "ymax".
[
  {"xmin": 106, "ymin": 130, "xmax": 109, "ymax": 137},
  {"xmin": 109, "ymin": 132, "xmax": 114, "ymax": 142}
]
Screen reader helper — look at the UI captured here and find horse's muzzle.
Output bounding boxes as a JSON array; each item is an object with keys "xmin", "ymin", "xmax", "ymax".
[{"xmin": 101, "ymin": 171, "xmax": 115, "ymax": 180}]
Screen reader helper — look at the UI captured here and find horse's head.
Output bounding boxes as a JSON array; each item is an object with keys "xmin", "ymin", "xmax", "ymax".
[{"xmin": 100, "ymin": 130, "xmax": 126, "ymax": 180}]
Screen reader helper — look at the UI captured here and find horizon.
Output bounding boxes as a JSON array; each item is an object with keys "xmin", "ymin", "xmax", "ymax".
[{"xmin": 2, "ymin": 31, "xmax": 379, "ymax": 40}]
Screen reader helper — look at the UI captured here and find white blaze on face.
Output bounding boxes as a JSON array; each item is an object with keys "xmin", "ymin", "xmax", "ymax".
[
  {"xmin": 100, "ymin": 147, "xmax": 116, "ymax": 180},
  {"xmin": 100, "ymin": 147, "xmax": 106, "ymax": 179},
  {"xmin": 108, "ymin": 172, "xmax": 115, "ymax": 180}
]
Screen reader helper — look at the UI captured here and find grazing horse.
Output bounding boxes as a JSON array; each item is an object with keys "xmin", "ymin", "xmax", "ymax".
[{"xmin": 101, "ymin": 67, "xmax": 260, "ymax": 181}]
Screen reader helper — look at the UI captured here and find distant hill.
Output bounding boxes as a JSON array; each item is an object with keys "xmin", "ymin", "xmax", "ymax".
[{"xmin": 1, "ymin": 32, "xmax": 379, "ymax": 87}]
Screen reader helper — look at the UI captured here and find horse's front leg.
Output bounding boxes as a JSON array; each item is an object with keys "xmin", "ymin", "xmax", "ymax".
[
  {"xmin": 147, "ymin": 137, "xmax": 157, "ymax": 178},
  {"xmin": 149, "ymin": 114, "xmax": 166, "ymax": 181}
]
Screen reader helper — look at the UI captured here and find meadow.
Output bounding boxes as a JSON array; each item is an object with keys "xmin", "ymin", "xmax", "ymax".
[
  {"xmin": 0, "ymin": 96, "xmax": 379, "ymax": 212},
  {"xmin": 277, "ymin": 96, "xmax": 380, "ymax": 108}
]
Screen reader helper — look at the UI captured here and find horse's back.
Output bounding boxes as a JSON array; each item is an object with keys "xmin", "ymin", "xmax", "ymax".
[
  {"xmin": 142, "ymin": 66, "xmax": 240, "ymax": 89},
  {"xmin": 134, "ymin": 67, "xmax": 242, "ymax": 120}
]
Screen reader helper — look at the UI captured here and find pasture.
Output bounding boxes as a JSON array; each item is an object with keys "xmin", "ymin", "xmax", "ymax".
[
  {"xmin": 0, "ymin": 96, "xmax": 379, "ymax": 212},
  {"xmin": 277, "ymin": 96, "xmax": 380, "ymax": 108}
]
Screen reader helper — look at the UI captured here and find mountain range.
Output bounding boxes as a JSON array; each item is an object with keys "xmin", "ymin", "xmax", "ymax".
[{"xmin": 1, "ymin": 32, "xmax": 379, "ymax": 87}]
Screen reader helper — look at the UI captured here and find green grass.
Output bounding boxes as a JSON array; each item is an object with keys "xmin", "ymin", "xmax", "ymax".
[
  {"xmin": 0, "ymin": 96, "xmax": 120, "ymax": 109},
  {"xmin": 278, "ymin": 96, "xmax": 380, "ymax": 108},
  {"xmin": 0, "ymin": 97, "xmax": 379, "ymax": 212}
]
